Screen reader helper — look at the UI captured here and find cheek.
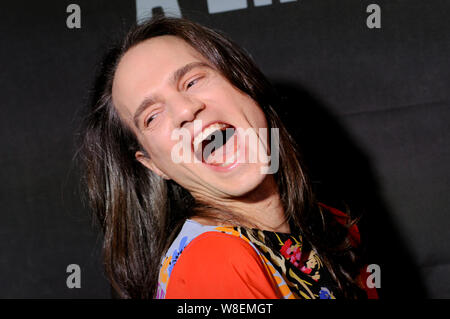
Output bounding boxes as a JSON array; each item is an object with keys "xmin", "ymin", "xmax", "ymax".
[
  {"xmin": 143, "ymin": 133, "xmax": 196, "ymax": 178},
  {"xmin": 254, "ymin": 105, "xmax": 268, "ymax": 128},
  {"xmin": 140, "ymin": 131, "xmax": 176, "ymax": 165},
  {"xmin": 242, "ymin": 98, "xmax": 268, "ymax": 129},
  {"xmin": 155, "ymin": 143, "xmax": 177, "ymax": 167},
  {"xmin": 219, "ymin": 86, "xmax": 267, "ymax": 128}
]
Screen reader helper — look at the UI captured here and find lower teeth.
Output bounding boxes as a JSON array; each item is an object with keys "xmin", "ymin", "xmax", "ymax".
[{"xmin": 206, "ymin": 149, "xmax": 239, "ymax": 167}]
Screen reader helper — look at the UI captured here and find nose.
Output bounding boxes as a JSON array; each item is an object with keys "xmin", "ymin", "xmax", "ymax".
[{"xmin": 169, "ymin": 94, "xmax": 205, "ymax": 128}]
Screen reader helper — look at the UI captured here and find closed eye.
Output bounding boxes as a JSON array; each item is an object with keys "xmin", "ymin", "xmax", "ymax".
[
  {"xmin": 145, "ymin": 113, "xmax": 159, "ymax": 127},
  {"xmin": 186, "ymin": 76, "xmax": 202, "ymax": 90}
]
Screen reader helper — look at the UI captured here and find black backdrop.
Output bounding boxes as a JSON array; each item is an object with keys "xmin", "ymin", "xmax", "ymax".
[{"xmin": 0, "ymin": 0, "xmax": 449, "ymax": 298}]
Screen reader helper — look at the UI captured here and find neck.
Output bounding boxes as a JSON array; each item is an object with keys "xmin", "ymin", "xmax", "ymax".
[{"xmin": 193, "ymin": 175, "xmax": 290, "ymax": 233}]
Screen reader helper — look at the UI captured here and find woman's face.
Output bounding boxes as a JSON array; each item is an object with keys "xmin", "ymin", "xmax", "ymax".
[{"xmin": 112, "ymin": 35, "xmax": 271, "ymax": 201}]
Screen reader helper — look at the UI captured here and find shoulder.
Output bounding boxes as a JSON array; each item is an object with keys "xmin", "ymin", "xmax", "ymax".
[
  {"xmin": 179, "ymin": 231, "xmax": 260, "ymax": 262},
  {"xmin": 165, "ymin": 231, "xmax": 281, "ymax": 299}
]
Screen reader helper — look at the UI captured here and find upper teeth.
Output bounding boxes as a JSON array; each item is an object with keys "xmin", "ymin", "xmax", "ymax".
[{"xmin": 193, "ymin": 123, "xmax": 229, "ymax": 150}]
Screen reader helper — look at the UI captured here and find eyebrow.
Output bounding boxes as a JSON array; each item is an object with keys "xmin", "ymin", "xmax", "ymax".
[{"xmin": 133, "ymin": 61, "xmax": 212, "ymax": 128}]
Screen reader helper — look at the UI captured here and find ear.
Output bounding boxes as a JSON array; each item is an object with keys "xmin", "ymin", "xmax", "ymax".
[{"xmin": 135, "ymin": 151, "xmax": 171, "ymax": 180}]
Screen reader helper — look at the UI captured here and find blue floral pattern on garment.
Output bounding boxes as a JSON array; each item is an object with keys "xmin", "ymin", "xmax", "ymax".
[
  {"xmin": 319, "ymin": 287, "xmax": 332, "ymax": 299},
  {"xmin": 168, "ymin": 236, "xmax": 188, "ymax": 276}
]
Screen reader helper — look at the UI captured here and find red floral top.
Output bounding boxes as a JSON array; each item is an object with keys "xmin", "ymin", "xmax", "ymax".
[{"xmin": 157, "ymin": 203, "xmax": 378, "ymax": 299}]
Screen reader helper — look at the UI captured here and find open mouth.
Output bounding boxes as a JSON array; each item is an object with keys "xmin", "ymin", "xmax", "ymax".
[{"xmin": 193, "ymin": 122, "xmax": 238, "ymax": 167}]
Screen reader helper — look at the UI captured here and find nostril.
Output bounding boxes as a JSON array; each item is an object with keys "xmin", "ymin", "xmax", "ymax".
[
  {"xmin": 180, "ymin": 107, "xmax": 204, "ymax": 128},
  {"xmin": 193, "ymin": 102, "xmax": 205, "ymax": 118}
]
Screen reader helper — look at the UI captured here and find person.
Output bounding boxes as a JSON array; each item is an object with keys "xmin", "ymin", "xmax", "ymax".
[{"xmin": 79, "ymin": 15, "xmax": 377, "ymax": 299}]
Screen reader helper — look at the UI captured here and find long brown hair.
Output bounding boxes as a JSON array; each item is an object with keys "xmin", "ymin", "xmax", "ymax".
[{"xmin": 79, "ymin": 16, "xmax": 365, "ymax": 299}]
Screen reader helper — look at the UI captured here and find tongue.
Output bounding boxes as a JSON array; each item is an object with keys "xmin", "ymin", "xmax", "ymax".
[
  {"xmin": 204, "ymin": 146, "xmax": 227, "ymax": 165},
  {"xmin": 202, "ymin": 129, "xmax": 237, "ymax": 165}
]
